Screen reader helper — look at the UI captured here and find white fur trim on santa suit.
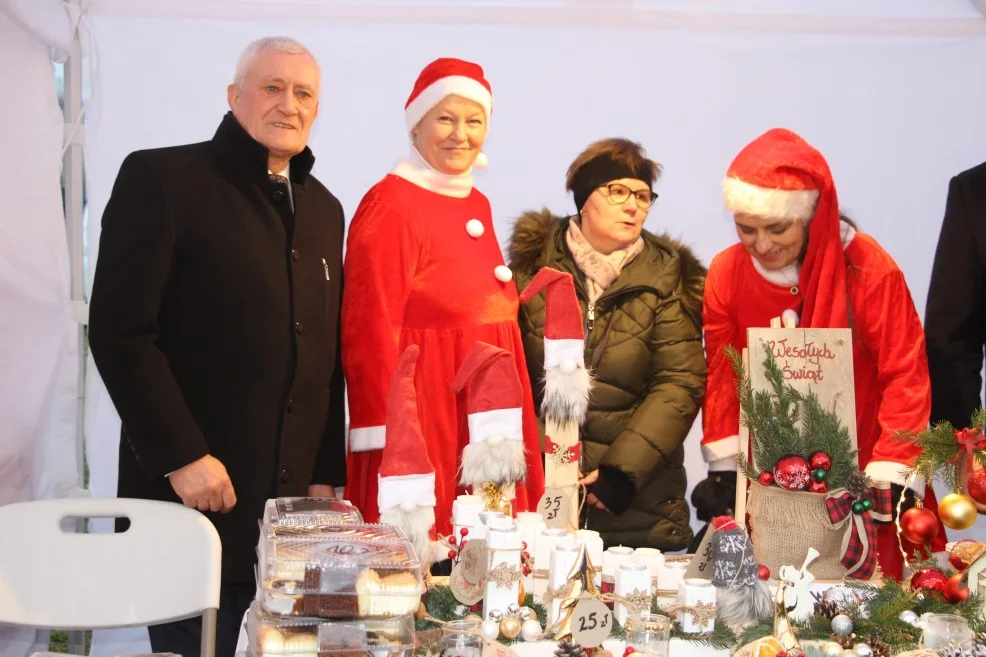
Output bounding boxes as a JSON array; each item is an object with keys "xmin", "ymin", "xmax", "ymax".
[
  {"xmin": 542, "ymin": 365, "xmax": 591, "ymax": 425},
  {"xmin": 466, "ymin": 408, "xmax": 523, "ymax": 444},
  {"xmin": 748, "ymin": 219, "xmax": 858, "ymax": 286},
  {"xmin": 378, "ymin": 472, "xmax": 437, "ymax": 512},
  {"xmin": 349, "ymin": 425, "xmax": 386, "ymax": 452},
  {"xmin": 702, "ymin": 434, "xmax": 739, "ymax": 464},
  {"xmin": 723, "ymin": 177, "xmax": 819, "ymax": 222},
  {"xmin": 380, "ymin": 504, "xmax": 437, "ymax": 566},
  {"xmin": 405, "ymin": 75, "xmax": 493, "ymax": 134},
  {"xmin": 392, "ymin": 146, "xmax": 474, "ymax": 199},
  {"xmin": 460, "ymin": 438, "xmax": 527, "ymax": 486},
  {"xmin": 543, "ymin": 337, "xmax": 585, "ymax": 371},
  {"xmin": 865, "ymin": 460, "xmax": 925, "ymax": 492},
  {"xmin": 709, "ymin": 455, "xmax": 737, "ymax": 472}
]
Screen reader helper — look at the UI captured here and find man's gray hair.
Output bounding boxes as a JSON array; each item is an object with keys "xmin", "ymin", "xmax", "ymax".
[{"xmin": 233, "ymin": 36, "xmax": 317, "ymax": 86}]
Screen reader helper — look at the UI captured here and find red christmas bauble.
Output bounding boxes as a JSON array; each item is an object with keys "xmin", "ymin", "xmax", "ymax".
[
  {"xmin": 809, "ymin": 451, "xmax": 832, "ymax": 471},
  {"xmin": 758, "ymin": 471, "xmax": 775, "ymax": 486},
  {"xmin": 773, "ymin": 455, "xmax": 811, "ymax": 491},
  {"xmin": 900, "ymin": 506, "xmax": 940, "ymax": 545},
  {"xmin": 967, "ymin": 469, "xmax": 986, "ymax": 505},
  {"xmin": 757, "ymin": 565, "xmax": 770, "ymax": 580},
  {"xmin": 944, "ymin": 572, "xmax": 970, "ymax": 603},
  {"xmin": 807, "ymin": 480, "xmax": 828, "ymax": 494},
  {"xmin": 910, "ymin": 567, "xmax": 947, "ymax": 594}
]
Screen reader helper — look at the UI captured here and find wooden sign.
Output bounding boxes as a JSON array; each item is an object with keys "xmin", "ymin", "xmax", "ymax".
[
  {"xmin": 746, "ymin": 327, "xmax": 857, "ymax": 448},
  {"xmin": 543, "ymin": 416, "xmax": 580, "ymax": 531},
  {"xmin": 539, "ymin": 486, "xmax": 574, "ymax": 529},
  {"xmin": 570, "ymin": 595, "xmax": 612, "ymax": 647}
]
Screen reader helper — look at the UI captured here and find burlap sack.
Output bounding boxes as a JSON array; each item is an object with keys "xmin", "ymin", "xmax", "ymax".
[{"xmin": 747, "ymin": 483, "xmax": 848, "ymax": 580}]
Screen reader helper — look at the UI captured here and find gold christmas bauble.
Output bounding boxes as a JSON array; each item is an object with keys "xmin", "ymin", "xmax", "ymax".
[
  {"xmin": 939, "ymin": 492, "xmax": 977, "ymax": 530},
  {"xmin": 464, "ymin": 613, "xmax": 483, "ymax": 623},
  {"xmin": 499, "ymin": 616, "xmax": 522, "ymax": 640}
]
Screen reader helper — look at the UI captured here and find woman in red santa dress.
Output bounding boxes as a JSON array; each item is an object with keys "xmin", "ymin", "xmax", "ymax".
[
  {"xmin": 341, "ymin": 58, "xmax": 545, "ymax": 538},
  {"xmin": 697, "ymin": 128, "xmax": 945, "ymax": 579}
]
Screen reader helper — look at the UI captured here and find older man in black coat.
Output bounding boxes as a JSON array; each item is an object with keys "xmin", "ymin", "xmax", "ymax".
[{"xmin": 88, "ymin": 36, "xmax": 345, "ymax": 657}]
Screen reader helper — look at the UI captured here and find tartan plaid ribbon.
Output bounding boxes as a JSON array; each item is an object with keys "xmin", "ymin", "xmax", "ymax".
[{"xmin": 825, "ymin": 481, "xmax": 892, "ymax": 579}]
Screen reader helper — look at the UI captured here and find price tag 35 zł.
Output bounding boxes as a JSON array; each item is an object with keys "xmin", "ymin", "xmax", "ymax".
[{"xmin": 538, "ymin": 486, "xmax": 572, "ymax": 529}]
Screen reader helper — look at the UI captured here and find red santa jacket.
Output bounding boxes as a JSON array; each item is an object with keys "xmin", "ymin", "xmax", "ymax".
[{"xmin": 702, "ymin": 228, "xmax": 930, "ymax": 485}]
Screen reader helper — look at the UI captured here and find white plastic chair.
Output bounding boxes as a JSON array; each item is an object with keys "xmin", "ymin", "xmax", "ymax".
[{"xmin": 0, "ymin": 497, "xmax": 221, "ymax": 657}]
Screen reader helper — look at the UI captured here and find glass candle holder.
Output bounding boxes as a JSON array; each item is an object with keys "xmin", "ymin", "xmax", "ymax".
[
  {"xmin": 441, "ymin": 619, "xmax": 483, "ymax": 657},
  {"xmin": 920, "ymin": 613, "xmax": 973, "ymax": 649},
  {"xmin": 624, "ymin": 613, "xmax": 671, "ymax": 657}
]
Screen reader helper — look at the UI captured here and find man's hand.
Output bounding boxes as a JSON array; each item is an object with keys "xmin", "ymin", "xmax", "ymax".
[
  {"xmin": 169, "ymin": 454, "xmax": 236, "ymax": 513},
  {"xmin": 308, "ymin": 484, "xmax": 337, "ymax": 498},
  {"xmin": 578, "ymin": 470, "xmax": 611, "ymax": 513}
]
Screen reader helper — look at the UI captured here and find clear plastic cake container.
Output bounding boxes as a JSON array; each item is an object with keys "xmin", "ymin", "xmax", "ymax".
[
  {"xmin": 262, "ymin": 498, "xmax": 364, "ymax": 532},
  {"xmin": 247, "ymin": 601, "xmax": 416, "ymax": 657},
  {"xmin": 259, "ymin": 536, "xmax": 425, "ymax": 619}
]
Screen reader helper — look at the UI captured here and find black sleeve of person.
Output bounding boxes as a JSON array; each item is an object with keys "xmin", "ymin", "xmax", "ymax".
[{"xmin": 589, "ymin": 466, "xmax": 637, "ymax": 515}]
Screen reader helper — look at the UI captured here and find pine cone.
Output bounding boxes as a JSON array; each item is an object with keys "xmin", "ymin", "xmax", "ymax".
[
  {"xmin": 555, "ymin": 640, "xmax": 586, "ymax": 657},
  {"xmin": 864, "ymin": 635, "xmax": 890, "ymax": 657},
  {"xmin": 846, "ymin": 470, "xmax": 872, "ymax": 498},
  {"xmin": 812, "ymin": 593, "xmax": 839, "ymax": 620},
  {"xmin": 976, "ymin": 632, "xmax": 986, "ymax": 647},
  {"xmin": 834, "ymin": 633, "xmax": 858, "ymax": 649}
]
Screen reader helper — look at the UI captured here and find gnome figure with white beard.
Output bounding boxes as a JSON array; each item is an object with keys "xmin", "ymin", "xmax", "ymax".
[
  {"xmin": 378, "ymin": 345, "xmax": 439, "ymax": 565},
  {"xmin": 451, "ymin": 342, "xmax": 528, "ymax": 509}
]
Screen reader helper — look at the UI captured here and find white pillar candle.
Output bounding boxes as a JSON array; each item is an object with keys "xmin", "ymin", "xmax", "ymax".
[
  {"xmin": 452, "ymin": 495, "xmax": 484, "ymax": 541},
  {"xmin": 677, "ymin": 578, "xmax": 716, "ymax": 634},
  {"xmin": 473, "ymin": 510, "xmax": 504, "ymax": 541},
  {"xmin": 632, "ymin": 547, "xmax": 665, "ymax": 591},
  {"xmin": 602, "ymin": 546, "xmax": 635, "ymax": 598},
  {"xmin": 484, "ymin": 517, "xmax": 521, "ymax": 619},
  {"xmin": 615, "ymin": 562, "xmax": 652, "ymax": 626},
  {"xmin": 574, "ymin": 529, "xmax": 604, "ymax": 588},
  {"xmin": 549, "ymin": 540, "xmax": 582, "ymax": 624},
  {"xmin": 656, "ymin": 561, "xmax": 688, "ymax": 607},
  {"xmin": 535, "ymin": 527, "xmax": 568, "ymax": 573}
]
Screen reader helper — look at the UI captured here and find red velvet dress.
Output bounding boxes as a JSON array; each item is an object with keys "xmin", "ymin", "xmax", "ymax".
[
  {"xmin": 701, "ymin": 230, "xmax": 946, "ymax": 579},
  {"xmin": 341, "ymin": 155, "xmax": 545, "ymax": 533}
]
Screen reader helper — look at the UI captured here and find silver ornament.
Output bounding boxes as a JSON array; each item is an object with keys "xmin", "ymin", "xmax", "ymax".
[
  {"xmin": 853, "ymin": 643, "xmax": 872, "ymax": 657},
  {"xmin": 506, "ymin": 602, "xmax": 520, "ymax": 616},
  {"xmin": 518, "ymin": 607, "xmax": 533, "ymax": 621},
  {"xmin": 488, "ymin": 609, "xmax": 503, "ymax": 623},
  {"xmin": 481, "ymin": 619, "xmax": 500, "ymax": 640},
  {"xmin": 822, "ymin": 641, "xmax": 843, "ymax": 657},
  {"xmin": 898, "ymin": 609, "xmax": 919, "ymax": 626},
  {"xmin": 831, "ymin": 614, "xmax": 854, "ymax": 636}
]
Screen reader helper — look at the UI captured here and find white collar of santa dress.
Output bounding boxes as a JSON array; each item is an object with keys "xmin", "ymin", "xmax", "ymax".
[
  {"xmin": 752, "ymin": 219, "xmax": 857, "ymax": 286},
  {"xmin": 391, "ymin": 146, "xmax": 474, "ymax": 199}
]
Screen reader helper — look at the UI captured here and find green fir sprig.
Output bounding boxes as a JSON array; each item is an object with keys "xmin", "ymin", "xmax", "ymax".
[
  {"xmin": 896, "ymin": 408, "xmax": 986, "ymax": 492},
  {"xmin": 726, "ymin": 344, "xmax": 857, "ymax": 488}
]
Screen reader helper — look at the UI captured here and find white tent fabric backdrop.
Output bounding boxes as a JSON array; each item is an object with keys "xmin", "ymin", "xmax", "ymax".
[
  {"xmin": 73, "ymin": 1, "xmax": 986, "ymax": 654},
  {"xmin": 0, "ymin": 1, "xmax": 80, "ymax": 656}
]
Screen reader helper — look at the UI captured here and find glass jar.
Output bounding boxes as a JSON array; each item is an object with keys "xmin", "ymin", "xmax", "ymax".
[
  {"xmin": 441, "ymin": 619, "xmax": 483, "ymax": 657},
  {"xmin": 920, "ymin": 613, "xmax": 973, "ymax": 649},
  {"xmin": 624, "ymin": 613, "xmax": 671, "ymax": 657}
]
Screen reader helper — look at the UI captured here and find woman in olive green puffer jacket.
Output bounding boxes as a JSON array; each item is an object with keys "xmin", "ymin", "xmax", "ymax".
[{"xmin": 508, "ymin": 138, "xmax": 707, "ymax": 551}]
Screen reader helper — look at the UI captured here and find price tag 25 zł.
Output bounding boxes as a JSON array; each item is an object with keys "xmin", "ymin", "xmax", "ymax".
[
  {"xmin": 570, "ymin": 595, "xmax": 612, "ymax": 648},
  {"xmin": 538, "ymin": 486, "xmax": 571, "ymax": 528}
]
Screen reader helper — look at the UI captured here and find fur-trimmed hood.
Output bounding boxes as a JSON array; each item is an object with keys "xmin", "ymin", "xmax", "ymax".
[{"xmin": 508, "ymin": 209, "xmax": 706, "ymax": 324}]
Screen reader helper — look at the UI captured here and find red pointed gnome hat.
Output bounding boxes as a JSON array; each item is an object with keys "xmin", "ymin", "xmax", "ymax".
[
  {"xmin": 722, "ymin": 128, "xmax": 848, "ymax": 329},
  {"xmin": 405, "ymin": 57, "xmax": 493, "ymax": 168},
  {"xmin": 378, "ymin": 345, "xmax": 436, "ymax": 513},
  {"xmin": 451, "ymin": 341, "xmax": 523, "ymax": 445},
  {"xmin": 519, "ymin": 267, "xmax": 585, "ymax": 372}
]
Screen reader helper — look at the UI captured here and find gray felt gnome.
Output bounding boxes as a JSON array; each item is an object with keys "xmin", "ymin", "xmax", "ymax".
[{"xmin": 710, "ymin": 516, "xmax": 772, "ymax": 623}]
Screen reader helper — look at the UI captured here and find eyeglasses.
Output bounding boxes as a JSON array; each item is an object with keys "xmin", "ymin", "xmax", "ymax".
[{"xmin": 597, "ymin": 183, "xmax": 658, "ymax": 208}]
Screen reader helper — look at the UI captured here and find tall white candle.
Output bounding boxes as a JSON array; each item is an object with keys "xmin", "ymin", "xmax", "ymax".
[
  {"xmin": 602, "ymin": 546, "xmax": 635, "ymax": 598},
  {"xmin": 677, "ymin": 578, "xmax": 716, "ymax": 634},
  {"xmin": 535, "ymin": 527, "xmax": 568, "ymax": 573},
  {"xmin": 632, "ymin": 547, "xmax": 665, "ymax": 591},
  {"xmin": 549, "ymin": 540, "xmax": 581, "ymax": 623},
  {"xmin": 614, "ymin": 562, "xmax": 651, "ymax": 625},
  {"xmin": 452, "ymin": 495, "xmax": 484, "ymax": 541},
  {"xmin": 574, "ymin": 529, "xmax": 604, "ymax": 587},
  {"xmin": 484, "ymin": 517, "xmax": 521, "ymax": 619}
]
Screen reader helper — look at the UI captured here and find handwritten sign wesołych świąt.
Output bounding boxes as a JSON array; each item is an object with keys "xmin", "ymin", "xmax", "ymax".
[{"xmin": 734, "ymin": 327, "xmax": 857, "ymax": 520}]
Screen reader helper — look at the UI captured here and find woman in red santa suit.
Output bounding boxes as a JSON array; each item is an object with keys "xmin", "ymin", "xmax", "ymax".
[
  {"xmin": 342, "ymin": 58, "xmax": 545, "ymax": 537},
  {"xmin": 697, "ymin": 128, "xmax": 945, "ymax": 579}
]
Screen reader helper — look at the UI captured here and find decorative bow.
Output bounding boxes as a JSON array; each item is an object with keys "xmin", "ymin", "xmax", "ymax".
[
  {"xmin": 953, "ymin": 427, "xmax": 986, "ymax": 470},
  {"xmin": 825, "ymin": 482, "xmax": 892, "ymax": 579},
  {"xmin": 544, "ymin": 436, "xmax": 581, "ymax": 467}
]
